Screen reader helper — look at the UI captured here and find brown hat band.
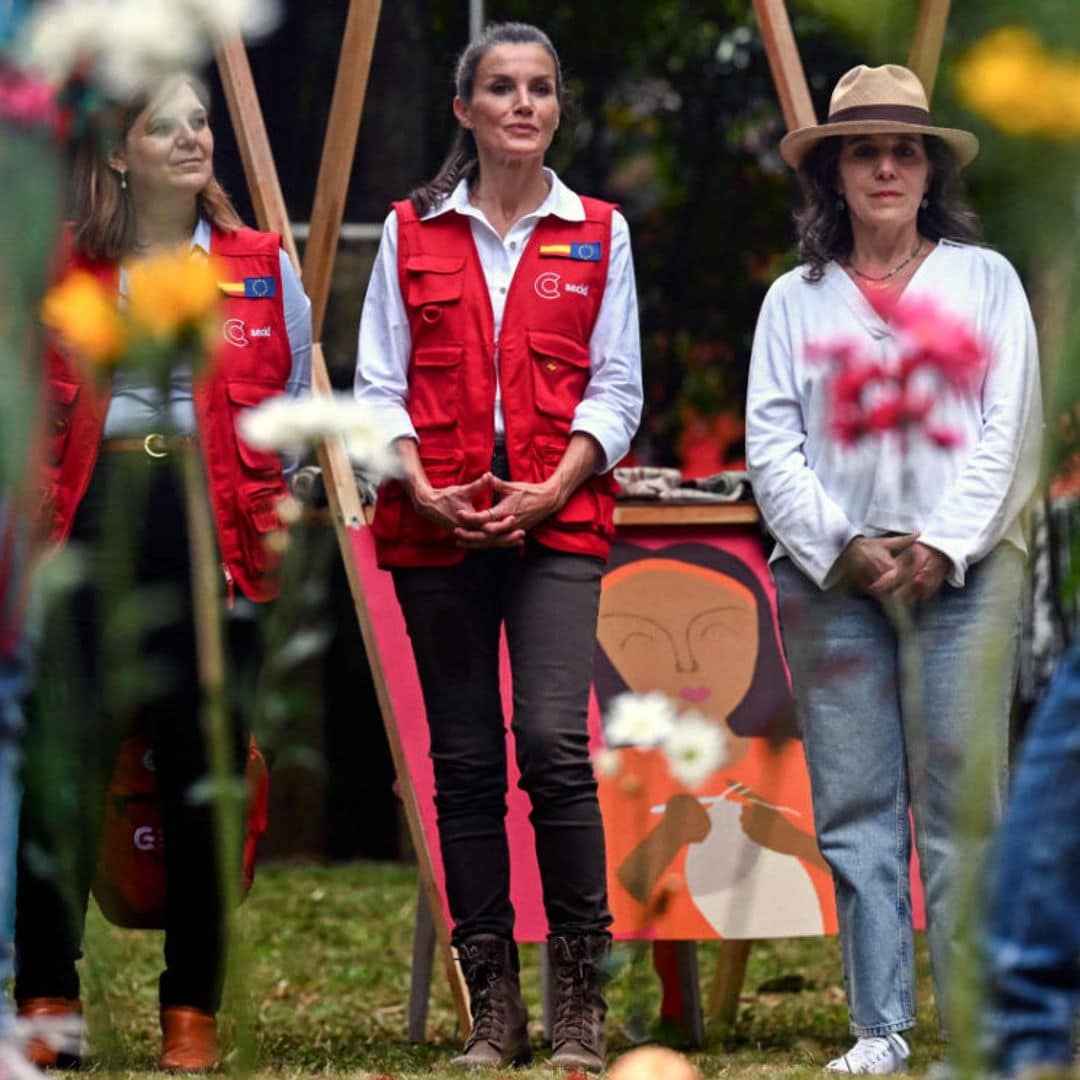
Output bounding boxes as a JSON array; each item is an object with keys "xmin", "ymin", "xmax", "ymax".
[{"xmin": 826, "ymin": 104, "xmax": 933, "ymax": 126}]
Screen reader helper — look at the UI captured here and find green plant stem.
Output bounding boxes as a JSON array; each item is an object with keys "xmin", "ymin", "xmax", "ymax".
[{"xmin": 181, "ymin": 446, "xmax": 252, "ymax": 1073}]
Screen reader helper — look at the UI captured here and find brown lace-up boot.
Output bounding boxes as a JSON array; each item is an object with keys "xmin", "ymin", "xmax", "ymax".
[
  {"xmin": 548, "ymin": 934, "xmax": 610, "ymax": 1074},
  {"xmin": 451, "ymin": 935, "xmax": 531, "ymax": 1069}
]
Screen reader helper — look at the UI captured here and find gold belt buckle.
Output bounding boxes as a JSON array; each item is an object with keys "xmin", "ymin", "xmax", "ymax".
[{"xmin": 143, "ymin": 433, "xmax": 168, "ymax": 459}]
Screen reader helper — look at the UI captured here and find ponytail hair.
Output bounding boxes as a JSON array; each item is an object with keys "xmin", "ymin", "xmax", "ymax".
[{"xmin": 409, "ymin": 22, "xmax": 564, "ymax": 217}]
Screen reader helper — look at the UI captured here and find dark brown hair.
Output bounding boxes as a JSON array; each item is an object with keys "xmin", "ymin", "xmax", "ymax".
[
  {"xmin": 409, "ymin": 22, "xmax": 564, "ymax": 217},
  {"xmin": 73, "ymin": 75, "xmax": 243, "ymax": 262},
  {"xmin": 794, "ymin": 134, "xmax": 982, "ymax": 283}
]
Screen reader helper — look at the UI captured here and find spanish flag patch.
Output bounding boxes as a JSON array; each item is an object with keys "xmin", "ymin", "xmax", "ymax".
[
  {"xmin": 218, "ymin": 276, "xmax": 277, "ymax": 298},
  {"xmin": 539, "ymin": 243, "xmax": 602, "ymax": 262}
]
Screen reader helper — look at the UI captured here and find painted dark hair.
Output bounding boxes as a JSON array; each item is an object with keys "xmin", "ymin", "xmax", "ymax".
[
  {"xmin": 593, "ymin": 542, "xmax": 797, "ymax": 740},
  {"xmin": 409, "ymin": 22, "xmax": 564, "ymax": 217},
  {"xmin": 794, "ymin": 134, "xmax": 982, "ymax": 283},
  {"xmin": 73, "ymin": 74, "xmax": 243, "ymax": 262}
]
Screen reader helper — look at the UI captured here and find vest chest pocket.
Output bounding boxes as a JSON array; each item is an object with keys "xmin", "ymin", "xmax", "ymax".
[
  {"xmin": 48, "ymin": 380, "xmax": 81, "ymax": 465},
  {"xmin": 406, "ymin": 255, "xmax": 465, "ymax": 321},
  {"xmin": 528, "ymin": 329, "xmax": 591, "ymax": 425},
  {"xmin": 408, "ymin": 346, "xmax": 463, "ymax": 431}
]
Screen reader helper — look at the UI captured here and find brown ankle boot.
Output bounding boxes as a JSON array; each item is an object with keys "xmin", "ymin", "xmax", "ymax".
[
  {"xmin": 159, "ymin": 1007, "xmax": 219, "ymax": 1073},
  {"xmin": 549, "ymin": 934, "xmax": 610, "ymax": 1074},
  {"xmin": 16, "ymin": 997, "xmax": 83, "ymax": 1069},
  {"xmin": 451, "ymin": 935, "xmax": 531, "ymax": 1069}
]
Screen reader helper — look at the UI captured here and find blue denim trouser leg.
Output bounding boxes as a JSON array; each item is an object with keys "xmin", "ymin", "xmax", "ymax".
[
  {"xmin": 0, "ymin": 650, "xmax": 27, "ymax": 1040},
  {"xmin": 983, "ymin": 641, "xmax": 1080, "ymax": 1077},
  {"xmin": 773, "ymin": 546, "xmax": 1023, "ymax": 1036}
]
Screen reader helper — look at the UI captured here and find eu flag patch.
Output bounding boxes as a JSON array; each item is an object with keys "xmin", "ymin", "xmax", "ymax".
[
  {"xmin": 219, "ymin": 276, "xmax": 277, "ymax": 298},
  {"xmin": 539, "ymin": 243, "xmax": 602, "ymax": 262}
]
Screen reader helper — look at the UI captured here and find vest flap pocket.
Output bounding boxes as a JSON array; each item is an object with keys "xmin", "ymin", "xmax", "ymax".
[
  {"xmin": 226, "ymin": 379, "xmax": 281, "ymax": 407},
  {"xmin": 527, "ymin": 330, "xmax": 591, "ymax": 369},
  {"xmin": 227, "ymin": 381, "xmax": 284, "ymax": 476},
  {"xmin": 49, "ymin": 379, "xmax": 82, "ymax": 465},
  {"xmin": 406, "ymin": 255, "xmax": 465, "ymax": 306},
  {"xmin": 532, "ymin": 436, "xmax": 596, "ymax": 528},
  {"xmin": 528, "ymin": 330, "xmax": 591, "ymax": 423},
  {"xmin": 419, "ymin": 448, "xmax": 464, "ymax": 487},
  {"xmin": 408, "ymin": 346, "xmax": 463, "ymax": 429},
  {"xmin": 235, "ymin": 482, "xmax": 285, "ymax": 583}
]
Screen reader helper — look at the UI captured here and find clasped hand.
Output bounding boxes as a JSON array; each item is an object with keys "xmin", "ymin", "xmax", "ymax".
[
  {"xmin": 410, "ymin": 472, "xmax": 563, "ymax": 550},
  {"xmin": 839, "ymin": 533, "xmax": 950, "ymax": 604}
]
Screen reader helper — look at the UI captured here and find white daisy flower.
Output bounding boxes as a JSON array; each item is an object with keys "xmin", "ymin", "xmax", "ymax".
[
  {"xmin": 661, "ymin": 712, "xmax": 727, "ymax": 789},
  {"xmin": 592, "ymin": 747, "xmax": 623, "ymax": 779},
  {"xmin": 605, "ymin": 691, "xmax": 678, "ymax": 749}
]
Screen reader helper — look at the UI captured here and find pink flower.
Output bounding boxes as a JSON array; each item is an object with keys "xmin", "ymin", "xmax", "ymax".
[
  {"xmin": 0, "ymin": 64, "xmax": 60, "ymax": 130},
  {"xmin": 891, "ymin": 296, "xmax": 987, "ymax": 393}
]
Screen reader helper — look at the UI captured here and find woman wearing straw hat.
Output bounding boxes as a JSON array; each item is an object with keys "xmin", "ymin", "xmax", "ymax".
[{"xmin": 746, "ymin": 65, "xmax": 1042, "ymax": 1073}]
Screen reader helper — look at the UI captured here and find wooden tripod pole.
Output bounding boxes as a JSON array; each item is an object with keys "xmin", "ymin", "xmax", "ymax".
[
  {"xmin": 752, "ymin": 0, "xmax": 816, "ymax": 131},
  {"xmin": 908, "ymin": 0, "xmax": 952, "ymax": 101}
]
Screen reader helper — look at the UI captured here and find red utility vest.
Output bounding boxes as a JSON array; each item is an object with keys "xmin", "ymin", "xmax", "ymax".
[
  {"xmin": 371, "ymin": 196, "xmax": 620, "ymax": 568},
  {"xmin": 42, "ymin": 226, "xmax": 292, "ymax": 602}
]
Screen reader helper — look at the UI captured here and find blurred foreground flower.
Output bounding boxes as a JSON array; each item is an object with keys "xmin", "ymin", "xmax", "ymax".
[
  {"xmin": 660, "ymin": 712, "xmax": 727, "ymax": 789},
  {"xmin": 601, "ymin": 695, "xmax": 726, "ymax": 790},
  {"xmin": 40, "ymin": 270, "xmax": 127, "ymax": 365},
  {"xmin": 605, "ymin": 691, "xmax": 677, "ymax": 749},
  {"xmin": 127, "ymin": 249, "xmax": 222, "ymax": 343},
  {"xmin": 956, "ymin": 28, "xmax": 1080, "ymax": 141},
  {"xmin": 238, "ymin": 395, "xmax": 400, "ymax": 481},
  {"xmin": 608, "ymin": 1046, "xmax": 702, "ymax": 1080},
  {"xmin": 41, "ymin": 250, "xmax": 221, "ymax": 374},
  {"xmin": 808, "ymin": 294, "xmax": 987, "ymax": 449},
  {"xmin": 24, "ymin": 0, "xmax": 280, "ymax": 97}
]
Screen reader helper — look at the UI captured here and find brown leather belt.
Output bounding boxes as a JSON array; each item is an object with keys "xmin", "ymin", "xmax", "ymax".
[{"xmin": 100, "ymin": 433, "xmax": 197, "ymax": 459}]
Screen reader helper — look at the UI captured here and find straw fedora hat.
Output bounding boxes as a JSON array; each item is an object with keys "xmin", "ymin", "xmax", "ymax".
[{"xmin": 779, "ymin": 64, "xmax": 979, "ymax": 168}]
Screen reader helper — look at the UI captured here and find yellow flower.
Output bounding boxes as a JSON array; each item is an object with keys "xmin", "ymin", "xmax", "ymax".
[
  {"xmin": 957, "ymin": 28, "xmax": 1080, "ymax": 140},
  {"xmin": 41, "ymin": 270, "xmax": 128, "ymax": 365},
  {"xmin": 126, "ymin": 249, "xmax": 222, "ymax": 341}
]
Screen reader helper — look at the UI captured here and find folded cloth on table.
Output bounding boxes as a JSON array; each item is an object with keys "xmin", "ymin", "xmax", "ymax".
[{"xmin": 614, "ymin": 467, "xmax": 750, "ymax": 503}]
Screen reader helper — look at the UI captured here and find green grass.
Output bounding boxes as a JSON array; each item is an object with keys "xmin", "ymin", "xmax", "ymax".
[{"xmin": 75, "ymin": 861, "xmax": 944, "ymax": 1077}]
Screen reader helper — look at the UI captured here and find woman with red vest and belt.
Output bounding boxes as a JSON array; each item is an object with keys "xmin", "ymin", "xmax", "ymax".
[
  {"xmin": 17, "ymin": 74, "xmax": 310, "ymax": 1071},
  {"xmin": 356, "ymin": 22, "xmax": 642, "ymax": 1074}
]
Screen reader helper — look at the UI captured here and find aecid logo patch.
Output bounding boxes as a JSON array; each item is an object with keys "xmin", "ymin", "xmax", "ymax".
[{"xmin": 534, "ymin": 272, "xmax": 589, "ymax": 300}]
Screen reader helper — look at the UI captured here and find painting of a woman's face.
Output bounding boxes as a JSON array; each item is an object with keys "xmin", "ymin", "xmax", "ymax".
[{"xmin": 597, "ymin": 559, "xmax": 760, "ymax": 765}]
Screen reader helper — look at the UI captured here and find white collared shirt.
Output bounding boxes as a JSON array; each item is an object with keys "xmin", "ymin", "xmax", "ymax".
[
  {"xmin": 354, "ymin": 169, "xmax": 642, "ymax": 471},
  {"xmin": 746, "ymin": 240, "xmax": 1043, "ymax": 589},
  {"xmin": 104, "ymin": 218, "xmax": 312, "ymax": 439}
]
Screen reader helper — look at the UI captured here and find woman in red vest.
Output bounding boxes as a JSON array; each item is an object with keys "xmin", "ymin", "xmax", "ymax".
[
  {"xmin": 17, "ymin": 74, "xmax": 310, "ymax": 1071},
  {"xmin": 356, "ymin": 21, "xmax": 642, "ymax": 1074}
]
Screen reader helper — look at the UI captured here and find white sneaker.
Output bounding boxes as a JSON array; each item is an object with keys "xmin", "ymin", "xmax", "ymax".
[
  {"xmin": 825, "ymin": 1034, "xmax": 911, "ymax": 1074},
  {"xmin": 0, "ymin": 1040, "xmax": 46, "ymax": 1080}
]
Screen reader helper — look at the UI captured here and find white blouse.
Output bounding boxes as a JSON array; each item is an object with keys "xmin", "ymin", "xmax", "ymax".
[{"xmin": 746, "ymin": 240, "xmax": 1043, "ymax": 589}]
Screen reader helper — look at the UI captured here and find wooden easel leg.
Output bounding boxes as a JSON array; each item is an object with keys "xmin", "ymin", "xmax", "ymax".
[
  {"xmin": 539, "ymin": 943, "xmax": 554, "ymax": 1045},
  {"xmin": 707, "ymin": 939, "xmax": 753, "ymax": 1027},
  {"xmin": 408, "ymin": 880, "xmax": 437, "ymax": 1043},
  {"xmin": 653, "ymin": 941, "xmax": 704, "ymax": 1048}
]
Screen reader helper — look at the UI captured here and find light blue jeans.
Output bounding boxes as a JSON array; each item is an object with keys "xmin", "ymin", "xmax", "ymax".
[{"xmin": 773, "ymin": 545, "xmax": 1024, "ymax": 1037}]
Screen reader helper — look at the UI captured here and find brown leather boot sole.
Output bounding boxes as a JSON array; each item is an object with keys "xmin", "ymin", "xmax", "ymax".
[
  {"xmin": 159, "ymin": 1007, "xmax": 219, "ymax": 1073},
  {"xmin": 16, "ymin": 997, "xmax": 83, "ymax": 1069}
]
